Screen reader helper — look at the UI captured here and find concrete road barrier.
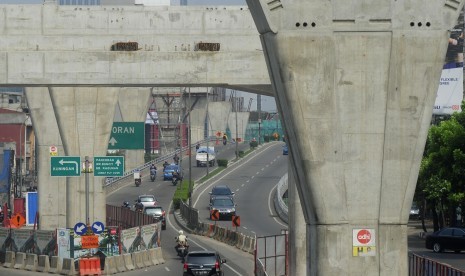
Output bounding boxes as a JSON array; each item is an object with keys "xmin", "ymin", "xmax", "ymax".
[
  {"xmin": 60, "ymin": 257, "xmax": 77, "ymax": 275},
  {"xmin": 133, "ymin": 251, "xmax": 145, "ymax": 269},
  {"xmin": 103, "ymin": 256, "xmax": 118, "ymax": 275},
  {"xmin": 114, "ymin": 255, "xmax": 126, "ymax": 273},
  {"xmin": 37, "ymin": 255, "xmax": 50, "ymax": 273},
  {"xmin": 123, "ymin": 253, "xmax": 135, "ymax": 271},
  {"xmin": 148, "ymin": 248, "xmax": 159, "ymax": 266},
  {"xmin": 3, "ymin": 251, "xmax": 15, "ymax": 268},
  {"xmin": 154, "ymin": 248, "xmax": 165, "ymax": 264},
  {"xmin": 13, "ymin": 252, "xmax": 26, "ymax": 270},
  {"xmin": 49, "ymin": 256, "xmax": 62, "ymax": 274},
  {"xmin": 25, "ymin": 253, "xmax": 38, "ymax": 271},
  {"xmin": 143, "ymin": 250, "xmax": 153, "ymax": 267}
]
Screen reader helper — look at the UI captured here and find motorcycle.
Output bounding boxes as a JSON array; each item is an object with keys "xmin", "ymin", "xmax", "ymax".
[
  {"xmin": 172, "ymin": 172, "xmax": 182, "ymax": 186},
  {"xmin": 176, "ymin": 242, "xmax": 188, "ymax": 260},
  {"xmin": 134, "ymin": 171, "xmax": 142, "ymax": 187},
  {"xmin": 150, "ymin": 169, "xmax": 157, "ymax": 182},
  {"xmin": 122, "ymin": 201, "xmax": 131, "ymax": 209}
]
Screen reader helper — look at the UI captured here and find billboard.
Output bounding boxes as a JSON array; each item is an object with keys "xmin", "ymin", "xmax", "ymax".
[{"xmin": 433, "ymin": 12, "xmax": 464, "ymax": 115}]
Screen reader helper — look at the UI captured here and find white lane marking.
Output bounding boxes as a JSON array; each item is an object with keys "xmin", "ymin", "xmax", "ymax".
[
  {"xmin": 266, "ymin": 165, "xmax": 269, "ymax": 168},
  {"xmin": 268, "ymin": 184, "xmax": 287, "ymax": 227},
  {"xmin": 165, "ymin": 267, "xmax": 170, "ymax": 271},
  {"xmin": 256, "ymin": 172, "xmax": 259, "ymax": 175},
  {"xmin": 246, "ymin": 180, "xmax": 249, "ymax": 183},
  {"xmin": 192, "ymin": 143, "xmax": 276, "ymax": 207},
  {"xmin": 261, "ymin": 168, "xmax": 264, "ymax": 171},
  {"xmin": 236, "ymin": 189, "xmax": 240, "ymax": 192},
  {"xmin": 241, "ymin": 184, "xmax": 244, "ymax": 187},
  {"xmin": 243, "ymin": 227, "xmax": 247, "ymax": 230}
]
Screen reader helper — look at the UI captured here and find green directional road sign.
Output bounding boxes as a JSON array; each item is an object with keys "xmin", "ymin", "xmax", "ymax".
[
  {"xmin": 93, "ymin": 156, "xmax": 124, "ymax": 177},
  {"xmin": 51, "ymin": 156, "xmax": 81, "ymax": 177},
  {"xmin": 108, "ymin": 122, "xmax": 145, "ymax": 150}
]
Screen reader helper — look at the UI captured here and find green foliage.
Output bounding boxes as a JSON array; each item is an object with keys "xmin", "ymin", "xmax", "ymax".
[
  {"xmin": 249, "ymin": 141, "xmax": 258, "ymax": 148},
  {"xmin": 418, "ymin": 102, "xmax": 465, "ymax": 226},
  {"xmin": 238, "ymin": 151, "xmax": 245, "ymax": 157},
  {"xmin": 217, "ymin": 159, "xmax": 228, "ymax": 167},
  {"xmin": 264, "ymin": 135, "xmax": 270, "ymax": 142},
  {"xmin": 172, "ymin": 180, "xmax": 191, "ymax": 209}
]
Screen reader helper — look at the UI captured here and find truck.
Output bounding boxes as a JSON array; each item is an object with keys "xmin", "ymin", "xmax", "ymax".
[{"xmin": 196, "ymin": 146, "xmax": 216, "ymax": 167}]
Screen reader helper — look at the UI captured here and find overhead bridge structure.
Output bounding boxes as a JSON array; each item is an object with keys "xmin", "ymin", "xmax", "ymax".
[{"xmin": 1, "ymin": 1, "xmax": 463, "ymax": 275}]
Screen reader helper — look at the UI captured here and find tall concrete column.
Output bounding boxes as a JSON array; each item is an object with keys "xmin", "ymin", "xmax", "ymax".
[
  {"xmin": 246, "ymin": 1, "xmax": 464, "ymax": 275},
  {"xmin": 50, "ymin": 87, "xmax": 118, "ymax": 227},
  {"xmin": 117, "ymin": 88, "xmax": 151, "ymax": 170},
  {"xmin": 25, "ymin": 87, "xmax": 66, "ymax": 230},
  {"xmin": 208, "ymin": 102, "xmax": 231, "ymax": 138},
  {"xmin": 288, "ymin": 166, "xmax": 307, "ymax": 276}
]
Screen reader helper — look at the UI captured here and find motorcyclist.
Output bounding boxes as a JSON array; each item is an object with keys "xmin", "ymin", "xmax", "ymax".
[
  {"xmin": 135, "ymin": 199, "xmax": 144, "ymax": 212},
  {"xmin": 175, "ymin": 230, "xmax": 188, "ymax": 251},
  {"xmin": 122, "ymin": 201, "xmax": 131, "ymax": 209},
  {"xmin": 163, "ymin": 161, "xmax": 169, "ymax": 170},
  {"xmin": 150, "ymin": 164, "xmax": 157, "ymax": 179},
  {"xmin": 173, "ymin": 153, "xmax": 180, "ymax": 164}
]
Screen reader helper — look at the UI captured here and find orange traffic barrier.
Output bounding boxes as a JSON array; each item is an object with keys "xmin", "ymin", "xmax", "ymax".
[{"xmin": 79, "ymin": 257, "xmax": 101, "ymax": 276}]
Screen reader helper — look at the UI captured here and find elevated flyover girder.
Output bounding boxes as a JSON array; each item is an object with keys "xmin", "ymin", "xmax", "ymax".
[
  {"xmin": 246, "ymin": 0, "xmax": 464, "ymax": 275},
  {"xmin": 0, "ymin": 5, "xmax": 272, "ymax": 95}
]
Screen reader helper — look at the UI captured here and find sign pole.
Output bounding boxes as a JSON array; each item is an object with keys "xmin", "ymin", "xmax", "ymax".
[{"xmin": 85, "ymin": 156, "xmax": 89, "ymax": 225}]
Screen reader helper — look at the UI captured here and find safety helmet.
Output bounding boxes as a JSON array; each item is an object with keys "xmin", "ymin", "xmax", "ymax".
[
  {"xmin": 137, "ymin": 199, "xmax": 141, "ymax": 203},
  {"xmin": 123, "ymin": 201, "xmax": 129, "ymax": 206},
  {"xmin": 179, "ymin": 230, "xmax": 183, "ymax": 235}
]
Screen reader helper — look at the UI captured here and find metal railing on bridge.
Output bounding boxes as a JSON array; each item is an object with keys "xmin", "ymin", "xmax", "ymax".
[{"xmin": 106, "ymin": 204, "xmax": 155, "ymax": 230}]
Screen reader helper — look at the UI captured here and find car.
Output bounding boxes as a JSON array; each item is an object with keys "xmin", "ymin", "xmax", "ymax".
[
  {"xmin": 283, "ymin": 144, "xmax": 288, "ymax": 155},
  {"xmin": 425, "ymin": 227, "xmax": 465, "ymax": 253},
  {"xmin": 183, "ymin": 251, "xmax": 226, "ymax": 276},
  {"xmin": 209, "ymin": 195, "xmax": 236, "ymax": 220},
  {"xmin": 410, "ymin": 203, "xmax": 420, "ymax": 220},
  {"xmin": 136, "ymin": 194, "xmax": 158, "ymax": 209},
  {"xmin": 144, "ymin": 206, "xmax": 166, "ymax": 230},
  {"xmin": 163, "ymin": 164, "xmax": 180, "ymax": 180},
  {"xmin": 209, "ymin": 185, "xmax": 235, "ymax": 204}
]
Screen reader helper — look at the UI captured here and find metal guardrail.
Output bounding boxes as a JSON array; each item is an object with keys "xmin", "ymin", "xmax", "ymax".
[
  {"xmin": 409, "ymin": 252, "xmax": 465, "ymax": 276},
  {"xmin": 104, "ymin": 139, "xmax": 212, "ymax": 187}
]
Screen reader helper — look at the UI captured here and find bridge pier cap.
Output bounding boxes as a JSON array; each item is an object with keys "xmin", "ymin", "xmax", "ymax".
[{"xmin": 246, "ymin": 0, "xmax": 464, "ymax": 275}]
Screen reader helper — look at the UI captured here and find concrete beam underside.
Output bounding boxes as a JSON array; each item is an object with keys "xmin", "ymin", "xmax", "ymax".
[{"xmin": 246, "ymin": 0, "xmax": 465, "ymax": 274}]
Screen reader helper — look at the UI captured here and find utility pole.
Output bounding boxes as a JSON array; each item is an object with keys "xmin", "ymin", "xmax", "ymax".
[
  {"xmin": 257, "ymin": 94, "xmax": 261, "ymax": 144},
  {"xmin": 206, "ymin": 88, "xmax": 209, "ymax": 176},
  {"xmin": 235, "ymin": 91, "xmax": 238, "ymax": 159},
  {"xmin": 188, "ymin": 88, "xmax": 193, "ymax": 208}
]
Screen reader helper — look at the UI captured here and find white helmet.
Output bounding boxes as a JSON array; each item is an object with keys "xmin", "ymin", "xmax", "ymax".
[{"xmin": 179, "ymin": 230, "xmax": 184, "ymax": 235}]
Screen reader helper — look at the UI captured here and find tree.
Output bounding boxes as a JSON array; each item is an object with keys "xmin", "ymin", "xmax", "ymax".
[{"xmin": 417, "ymin": 101, "xmax": 465, "ymax": 231}]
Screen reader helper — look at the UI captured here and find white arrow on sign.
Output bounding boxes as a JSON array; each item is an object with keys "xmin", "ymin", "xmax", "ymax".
[
  {"xmin": 59, "ymin": 159, "xmax": 78, "ymax": 173},
  {"xmin": 116, "ymin": 159, "xmax": 121, "ymax": 166},
  {"xmin": 109, "ymin": 137, "xmax": 118, "ymax": 146},
  {"xmin": 76, "ymin": 225, "xmax": 86, "ymax": 233},
  {"xmin": 93, "ymin": 224, "xmax": 103, "ymax": 232}
]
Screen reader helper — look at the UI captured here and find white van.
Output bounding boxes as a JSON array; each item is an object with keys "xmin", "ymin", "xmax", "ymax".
[{"xmin": 196, "ymin": 146, "xmax": 216, "ymax": 167}]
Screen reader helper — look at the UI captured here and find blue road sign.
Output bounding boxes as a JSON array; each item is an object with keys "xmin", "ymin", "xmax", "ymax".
[
  {"xmin": 74, "ymin": 222, "xmax": 87, "ymax": 236},
  {"xmin": 92, "ymin": 221, "xmax": 105, "ymax": 234}
]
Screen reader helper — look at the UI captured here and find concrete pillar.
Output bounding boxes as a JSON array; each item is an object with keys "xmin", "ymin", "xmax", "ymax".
[
  {"xmin": 25, "ymin": 87, "xmax": 66, "ymax": 230},
  {"xmin": 117, "ymin": 88, "xmax": 151, "ymax": 171},
  {"xmin": 246, "ymin": 1, "xmax": 464, "ymax": 274},
  {"xmin": 227, "ymin": 112, "xmax": 250, "ymax": 142},
  {"xmin": 49, "ymin": 87, "xmax": 118, "ymax": 227},
  {"xmin": 288, "ymin": 167, "xmax": 307, "ymax": 276},
  {"xmin": 190, "ymin": 108, "xmax": 207, "ymax": 143},
  {"xmin": 208, "ymin": 102, "xmax": 231, "ymax": 139}
]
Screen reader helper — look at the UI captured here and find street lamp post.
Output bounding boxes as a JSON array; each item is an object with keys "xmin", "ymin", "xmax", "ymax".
[
  {"xmin": 188, "ymin": 88, "xmax": 193, "ymax": 208},
  {"xmin": 258, "ymin": 119, "xmax": 261, "ymax": 145}
]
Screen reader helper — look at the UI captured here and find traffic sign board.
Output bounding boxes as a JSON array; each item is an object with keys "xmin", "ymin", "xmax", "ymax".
[
  {"xmin": 74, "ymin": 222, "xmax": 87, "ymax": 236},
  {"xmin": 232, "ymin": 215, "xmax": 240, "ymax": 227},
  {"xmin": 51, "ymin": 156, "xmax": 81, "ymax": 176},
  {"xmin": 93, "ymin": 156, "xmax": 124, "ymax": 176},
  {"xmin": 91, "ymin": 221, "xmax": 105, "ymax": 234},
  {"xmin": 108, "ymin": 122, "xmax": 144, "ymax": 150},
  {"xmin": 210, "ymin": 210, "xmax": 219, "ymax": 221}
]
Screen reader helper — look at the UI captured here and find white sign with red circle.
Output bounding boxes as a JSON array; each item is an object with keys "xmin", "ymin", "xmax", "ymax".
[
  {"xmin": 49, "ymin": 146, "xmax": 58, "ymax": 156},
  {"xmin": 353, "ymin": 228, "xmax": 375, "ymax": 247}
]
